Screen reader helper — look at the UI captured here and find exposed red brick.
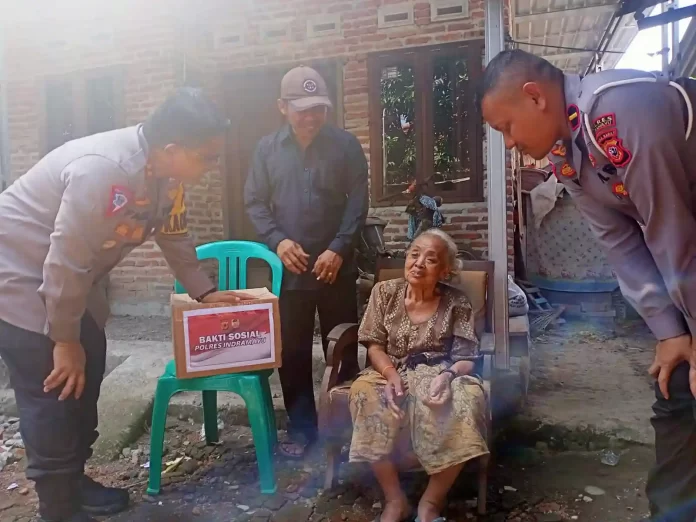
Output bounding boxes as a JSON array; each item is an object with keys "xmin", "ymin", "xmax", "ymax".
[
  {"xmin": 3, "ymin": 0, "xmax": 515, "ymax": 307},
  {"xmin": 435, "ymin": 32, "xmax": 464, "ymax": 42},
  {"xmin": 451, "ymin": 232, "xmax": 483, "ymax": 240},
  {"xmin": 447, "ymin": 22, "xmax": 474, "ymax": 32},
  {"xmin": 450, "ymin": 216, "xmax": 481, "ymax": 223}
]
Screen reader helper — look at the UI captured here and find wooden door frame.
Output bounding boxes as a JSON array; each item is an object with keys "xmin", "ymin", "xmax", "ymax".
[{"xmin": 219, "ymin": 58, "xmax": 345, "ymax": 241}]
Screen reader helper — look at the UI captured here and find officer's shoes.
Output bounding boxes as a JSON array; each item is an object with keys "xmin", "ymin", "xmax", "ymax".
[{"xmin": 79, "ymin": 475, "xmax": 130, "ymax": 515}]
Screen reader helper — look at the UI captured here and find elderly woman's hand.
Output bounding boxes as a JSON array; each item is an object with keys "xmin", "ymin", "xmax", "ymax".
[
  {"xmin": 424, "ymin": 372, "xmax": 453, "ymax": 408},
  {"xmin": 384, "ymin": 372, "xmax": 408, "ymax": 420}
]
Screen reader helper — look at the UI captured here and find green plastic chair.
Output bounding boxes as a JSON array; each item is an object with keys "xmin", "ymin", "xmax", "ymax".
[{"xmin": 147, "ymin": 240, "xmax": 283, "ymax": 496}]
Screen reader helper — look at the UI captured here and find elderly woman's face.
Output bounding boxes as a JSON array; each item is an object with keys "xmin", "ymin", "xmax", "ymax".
[{"xmin": 404, "ymin": 235, "xmax": 450, "ymax": 288}]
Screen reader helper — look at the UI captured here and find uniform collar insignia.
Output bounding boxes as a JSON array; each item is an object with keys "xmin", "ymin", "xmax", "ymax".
[{"xmin": 567, "ymin": 105, "xmax": 580, "ymax": 131}]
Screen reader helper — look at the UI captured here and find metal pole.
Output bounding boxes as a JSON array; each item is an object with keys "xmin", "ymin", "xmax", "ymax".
[
  {"xmin": 671, "ymin": 0, "xmax": 680, "ymax": 76},
  {"xmin": 663, "ymin": 2, "xmax": 670, "ymax": 72},
  {"xmin": 485, "ymin": 0, "xmax": 510, "ymax": 370}
]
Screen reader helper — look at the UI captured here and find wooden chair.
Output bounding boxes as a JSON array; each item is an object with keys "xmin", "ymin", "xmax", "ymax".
[{"xmin": 318, "ymin": 259, "xmax": 495, "ymax": 516}]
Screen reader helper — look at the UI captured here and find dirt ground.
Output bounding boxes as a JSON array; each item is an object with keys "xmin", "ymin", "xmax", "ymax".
[
  {"xmin": 105, "ymin": 316, "xmax": 172, "ymax": 342},
  {"xmin": 0, "ymin": 414, "xmax": 651, "ymax": 522},
  {"xmin": 0, "ymin": 317, "xmax": 656, "ymax": 521}
]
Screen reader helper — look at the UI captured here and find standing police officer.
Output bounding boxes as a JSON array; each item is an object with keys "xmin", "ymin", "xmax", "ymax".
[
  {"xmin": 0, "ymin": 88, "xmax": 248, "ymax": 522},
  {"xmin": 480, "ymin": 49, "xmax": 696, "ymax": 521}
]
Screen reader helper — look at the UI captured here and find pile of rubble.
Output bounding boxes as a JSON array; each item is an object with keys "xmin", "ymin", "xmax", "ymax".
[{"xmin": 0, "ymin": 416, "xmax": 23, "ymax": 472}]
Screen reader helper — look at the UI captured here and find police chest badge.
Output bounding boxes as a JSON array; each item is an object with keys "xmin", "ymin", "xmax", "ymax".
[
  {"xmin": 106, "ymin": 186, "xmax": 132, "ymax": 217},
  {"xmin": 551, "ymin": 161, "xmax": 576, "ymax": 179},
  {"xmin": 612, "ymin": 181, "xmax": 629, "ymax": 200},
  {"xmin": 551, "ymin": 144, "xmax": 566, "ymax": 157},
  {"xmin": 560, "ymin": 163, "xmax": 576, "ymax": 177}
]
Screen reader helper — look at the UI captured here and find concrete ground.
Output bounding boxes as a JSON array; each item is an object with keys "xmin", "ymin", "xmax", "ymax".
[
  {"xmin": 516, "ymin": 320, "xmax": 656, "ymax": 446},
  {"xmin": 0, "ymin": 316, "xmax": 658, "ymax": 459}
]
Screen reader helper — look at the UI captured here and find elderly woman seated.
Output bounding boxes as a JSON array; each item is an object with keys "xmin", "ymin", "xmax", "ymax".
[{"xmin": 349, "ymin": 229, "xmax": 488, "ymax": 522}]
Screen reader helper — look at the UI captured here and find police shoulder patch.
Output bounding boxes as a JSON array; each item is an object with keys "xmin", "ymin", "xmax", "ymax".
[
  {"xmin": 592, "ymin": 113, "xmax": 616, "ymax": 133},
  {"xmin": 595, "ymin": 127, "xmax": 617, "ymax": 145},
  {"xmin": 106, "ymin": 186, "xmax": 132, "ymax": 217},
  {"xmin": 602, "ymin": 136, "xmax": 632, "ymax": 168}
]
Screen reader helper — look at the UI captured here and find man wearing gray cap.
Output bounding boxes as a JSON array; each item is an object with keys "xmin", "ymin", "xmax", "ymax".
[{"xmin": 245, "ymin": 66, "xmax": 369, "ymax": 458}]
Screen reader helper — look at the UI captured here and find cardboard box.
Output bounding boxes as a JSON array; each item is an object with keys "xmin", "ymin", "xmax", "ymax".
[{"xmin": 171, "ymin": 288, "xmax": 282, "ymax": 379}]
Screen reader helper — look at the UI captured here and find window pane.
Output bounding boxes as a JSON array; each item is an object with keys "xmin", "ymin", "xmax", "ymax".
[
  {"xmin": 380, "ymin": 64, "xmax": 416, "ymax": 188},
  {"xmin": 432, "ymin": 55, "xmax": 473, "ymax": 185},
  {"xmin": 86, "ymin": 76, "xmax": 116, "ymax": 135},
  {"xmin": 45, "ymin": 79, "xmax": 74, "ymax": 152}
]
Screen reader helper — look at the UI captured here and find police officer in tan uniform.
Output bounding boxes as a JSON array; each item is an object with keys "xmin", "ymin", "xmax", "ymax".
[
  {"xmin": 0, "ymin": 88, "xmax": 249, "ymax": 522},
  {"xmin": 480, "ymin": 49, "xmax": 696, "ymax": 521}
]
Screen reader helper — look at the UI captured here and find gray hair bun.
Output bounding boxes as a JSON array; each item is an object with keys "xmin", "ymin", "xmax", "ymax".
[{"xmin": 417, "ymin": 228, "xmax": 463, "ymax": 277}]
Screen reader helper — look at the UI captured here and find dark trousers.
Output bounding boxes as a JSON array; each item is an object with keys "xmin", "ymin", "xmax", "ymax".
[
  {"xmin": 278, "ymin": 276, "xmax": 359, "ymax": 443},
  {"xmin": 646, "ymin": 362, "xmax": 696, "ymax": 522},
  {"xmin": 0, "ymin": 314, "xmax": 106, "ymax": 519}
]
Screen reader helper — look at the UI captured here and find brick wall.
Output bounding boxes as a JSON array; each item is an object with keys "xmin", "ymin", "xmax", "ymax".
[
  {"xmin": 2, "ymin": 0, "xmax": 514, "ymax": 315},
  {"xmin": 182, "ymin": 0, "xmax": 513, "ymax": 265},
  {"xmin": 1, "ymin": 4, "xmax": 183, "ymax": 313}
]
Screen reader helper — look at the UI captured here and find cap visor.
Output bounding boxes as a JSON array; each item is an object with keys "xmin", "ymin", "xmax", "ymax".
[{"xmin": 288, "ymin": 96, "xmax": 333, "ymax": 111}]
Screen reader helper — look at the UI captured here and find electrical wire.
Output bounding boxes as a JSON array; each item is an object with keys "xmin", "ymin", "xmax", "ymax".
[{"xmin": 507, "ymin": 38, "xmax": 625, "ymax": 54}]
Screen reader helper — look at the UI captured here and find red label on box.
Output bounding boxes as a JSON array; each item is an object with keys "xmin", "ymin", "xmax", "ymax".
[{"xmin": 183, "ymin": 303, "xmax": 276, "ymax": 373}]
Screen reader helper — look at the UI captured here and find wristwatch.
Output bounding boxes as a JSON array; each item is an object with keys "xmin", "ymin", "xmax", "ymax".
[
  {"xmin": 196, "ymin": 289, "xmax": 216, "ymax": 303},
  {"xmin": 439, "ymin": 368, "xmax": 457, "ymax": 380}
]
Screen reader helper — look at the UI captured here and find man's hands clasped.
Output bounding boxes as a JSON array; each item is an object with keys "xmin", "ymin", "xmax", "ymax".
[
  {"xmin": 277, "ymin": 239, "xmax": 310, "ymax": 275},
  {"xmin": 277, "ymin": 239, "xmax": 342, "ymax": 284},
  {"xmin": 312, "ymin": 250, "xmax": 343, "ymax": 284}
]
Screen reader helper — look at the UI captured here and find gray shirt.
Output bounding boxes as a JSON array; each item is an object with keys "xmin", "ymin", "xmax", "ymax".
[
  {"xmin": 0, "ymin": 125, "xmax": 214, "ymax": 343},
  {"xmin": 548, "ymin": 70, "xmax": 696, "ymax": 340}
]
